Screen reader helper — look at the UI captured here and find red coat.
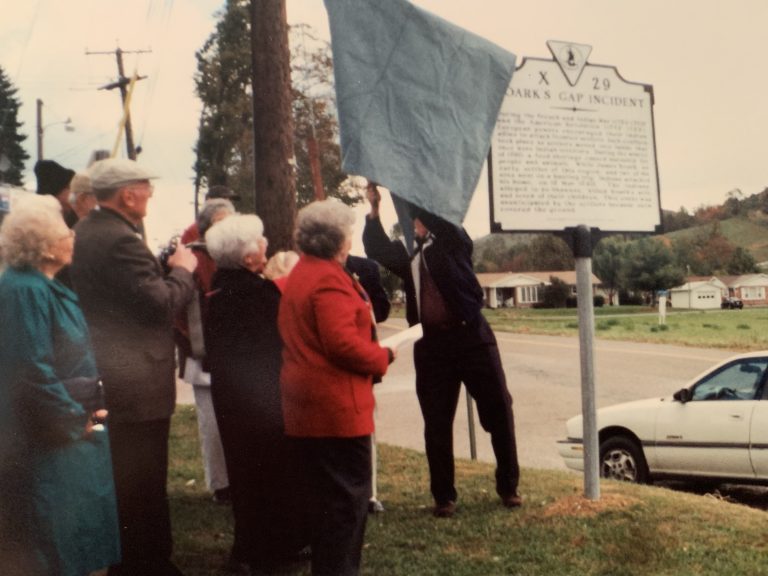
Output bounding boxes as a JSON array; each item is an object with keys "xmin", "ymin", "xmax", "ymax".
[{"xmin": 278, "ymin": 255, "xmax": 390, "ymax": 437}]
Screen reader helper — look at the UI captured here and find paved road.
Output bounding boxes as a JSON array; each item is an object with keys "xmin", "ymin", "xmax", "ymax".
[
  {"xmin": 366, "ymin": 320, "xmax": 736, "ymax": 471},
  {"xmin": 177, "ymin": 321, "xmax": 738, "ymax": 472}
]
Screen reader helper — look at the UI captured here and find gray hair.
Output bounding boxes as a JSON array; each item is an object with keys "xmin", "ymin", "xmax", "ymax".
[
  {"xmin": 0, "ymin": 195, "xmax": 67, "ymax": 269},
  {"xmin": 205, "ymin": 213, "xmax": 266, "ymax": 269},
  {"xmin": 197, "ymin": 198, "xmax": 236, "ymax": 236},
  {"xmin": 295, "ymin": 200, "xmax": 355, "ymax": 259},
  {"xmin": 68, "ymin": 172, "xmax": 93, "ymax": 204}
]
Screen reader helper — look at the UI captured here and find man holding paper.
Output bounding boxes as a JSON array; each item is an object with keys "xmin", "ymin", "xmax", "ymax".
[{"xmin": 363, "ymin": 184, "xmax": 521, "ymax": 518}]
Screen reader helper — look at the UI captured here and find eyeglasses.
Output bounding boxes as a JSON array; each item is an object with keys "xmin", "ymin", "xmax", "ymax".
[{"xmin": 128, "ymin": 181, "xmax": 154, "ymax": 195}]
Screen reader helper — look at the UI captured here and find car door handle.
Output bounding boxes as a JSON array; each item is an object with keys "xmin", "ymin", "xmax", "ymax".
[{"xmin": 729, "ymin": 414, "xmax": 744, "ymax": 420}]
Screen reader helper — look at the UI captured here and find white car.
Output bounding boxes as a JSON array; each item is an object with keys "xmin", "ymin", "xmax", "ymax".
[{"xmin": 558, "ymin": 351, "xmax": 768, "ymax": 483}]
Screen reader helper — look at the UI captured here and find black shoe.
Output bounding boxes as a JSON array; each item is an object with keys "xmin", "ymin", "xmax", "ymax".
[
  {"xmin": 433, "ymin": 500, "xmax": 456, "ymax": 518},
  {"xmin": 212, "ymin": 486, "xmax": 231, "ymax": 504},
  {"xmin": 501, "ymin": 493, "xmax": 523, "ymax": 508}
]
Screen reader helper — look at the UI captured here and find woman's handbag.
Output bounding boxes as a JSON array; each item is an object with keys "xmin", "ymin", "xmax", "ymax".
[{"xmin": 62, "ymin": 376, "xmax": 105, "ymax": 414}]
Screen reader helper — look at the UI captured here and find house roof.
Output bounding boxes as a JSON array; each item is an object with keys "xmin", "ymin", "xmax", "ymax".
[
  {"xmin": 671, "ymin": 281, "xmax": 723, "ymax": 293},
  {"xmin": 476, "ymin": 270, "xmax": 602, "ymax": 288},
  {"xmin": 682, "ymin": 274, "xmax": 768, "ymax": 288},
  {"xmin": 676, "ymin": 277, "xmax": 727, "ymax": 291}
]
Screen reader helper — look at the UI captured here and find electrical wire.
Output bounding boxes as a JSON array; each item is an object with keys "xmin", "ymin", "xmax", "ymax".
[{"xmin": 136, "ymin": 0, "xmax": 175, "ymax": 151}]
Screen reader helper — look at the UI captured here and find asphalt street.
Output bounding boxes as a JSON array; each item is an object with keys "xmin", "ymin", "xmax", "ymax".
[{"xmin": 176, "ymin": 319, "xmax": 737, "ymax": 472}]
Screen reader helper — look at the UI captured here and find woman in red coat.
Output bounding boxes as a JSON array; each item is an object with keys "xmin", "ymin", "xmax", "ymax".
[{"xmin": 279, "ymin": 200, "xmax": 395, "ymax": 576}]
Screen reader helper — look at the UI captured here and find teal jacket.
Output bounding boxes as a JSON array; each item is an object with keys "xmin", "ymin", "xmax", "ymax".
[{"xmin": 0, "ymin": 267, "xmax": 120, "ymax": 576}]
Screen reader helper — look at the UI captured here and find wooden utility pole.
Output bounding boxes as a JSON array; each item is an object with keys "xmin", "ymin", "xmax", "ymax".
[
  {"xmin": 87, "ymin": 47, "xmax": 150, "ymax": 159},
  {"xmin": 251, "ymin": 0, "xmax": 296, "ymax": 253},
  {"xmin": 36, "ymin": 98, "xmax": 43, "ymax": 161}
]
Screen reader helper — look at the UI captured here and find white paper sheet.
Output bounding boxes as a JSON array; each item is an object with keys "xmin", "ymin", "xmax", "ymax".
[{"xmin": 380, "ymin": 323, "xmax": 423, "ymax": 350}]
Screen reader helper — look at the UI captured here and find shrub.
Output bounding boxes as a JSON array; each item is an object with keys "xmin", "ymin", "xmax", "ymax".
[{"xmin": 594, "ymin": 295, "xmax": 605, "ymax": 307}]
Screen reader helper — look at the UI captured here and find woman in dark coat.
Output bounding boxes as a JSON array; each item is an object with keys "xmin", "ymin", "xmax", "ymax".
[
  {"xmin": 204, "ymin": 214, "xmax": 310, "ymax": 573},
  {"xmin": 0, "ymin": 195, "xmax": 120, "ymax": 576}
]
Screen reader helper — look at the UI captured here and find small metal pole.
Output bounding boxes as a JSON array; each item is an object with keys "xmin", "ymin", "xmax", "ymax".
[
  {"xmin": 466, "ymin": 389, "xmax": 477, "ymax": 460},
  {"xmin": 574, "ymin": 225, "xmax": 600, "ymax": 501}
]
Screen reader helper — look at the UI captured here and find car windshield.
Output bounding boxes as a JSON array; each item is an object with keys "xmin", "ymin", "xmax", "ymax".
[{"xmin": 691, "ymin": 359, "xmax": 768, "ymax": 401}]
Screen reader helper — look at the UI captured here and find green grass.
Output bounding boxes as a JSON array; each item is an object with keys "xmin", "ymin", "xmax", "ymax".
[
  {"xmin": 168, "ymin": 408, "xmax": 768, "ymax": 575},
  {"xmin": 481, "ymin": 306, "xmax": 768, "ymax": 350}
]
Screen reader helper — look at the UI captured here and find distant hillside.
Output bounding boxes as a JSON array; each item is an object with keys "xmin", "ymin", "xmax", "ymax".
[
  {"xmin": 660, "ymin": 216, "xmax": 768, "ymax": 264},
  {"xmin": 473, "ymin": 187, "xmax": 768, "ymax": 271}
]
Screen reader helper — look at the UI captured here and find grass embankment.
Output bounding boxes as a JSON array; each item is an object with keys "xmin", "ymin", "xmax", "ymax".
[
  {"xmin": 481, "ymin": 305, "xmax": 768, "ymax": 351},
  {"xmin": 168, "ymin": 407, "xmax": 768, "ymax": 575}
]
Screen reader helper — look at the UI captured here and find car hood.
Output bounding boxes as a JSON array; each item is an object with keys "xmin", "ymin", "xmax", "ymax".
[{"xmin": 564, "ymin": 396, "xmax": 673, "ymax": 440}]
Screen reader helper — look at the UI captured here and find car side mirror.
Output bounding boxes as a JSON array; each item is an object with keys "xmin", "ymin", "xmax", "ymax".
[{"xmin": 673, "ymin": 388, "xmax": 691, "ymax": 404}]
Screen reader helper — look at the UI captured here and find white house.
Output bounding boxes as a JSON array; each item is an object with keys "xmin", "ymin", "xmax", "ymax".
[{"xmin": 669, "ymin": 278, "xmax": 725, "ymax": 309}]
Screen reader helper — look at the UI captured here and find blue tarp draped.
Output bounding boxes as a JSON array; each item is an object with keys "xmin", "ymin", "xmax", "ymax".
[{"xmin": 324, "ymin": 0, "xmax": 516, "ymax": 228}]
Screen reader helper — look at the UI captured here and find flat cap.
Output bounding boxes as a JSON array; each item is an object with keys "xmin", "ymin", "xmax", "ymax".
[{"xmin": 88, "ymin": 158, "xmax": 157, "ymax": 190}]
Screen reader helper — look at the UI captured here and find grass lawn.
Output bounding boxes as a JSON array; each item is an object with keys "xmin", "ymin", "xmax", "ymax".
[
  {"xmin": 168, "ymin": 407, "xmax": 768, "ymax": 575},
  {"xmin": 481, "ymin": 306, "xmax": 768, "ymax": 351}
]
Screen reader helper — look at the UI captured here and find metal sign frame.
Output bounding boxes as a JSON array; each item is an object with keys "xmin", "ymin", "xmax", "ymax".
[{"xmin": 488, "ymin": 55, "xmax": 662, "ymax": 235}]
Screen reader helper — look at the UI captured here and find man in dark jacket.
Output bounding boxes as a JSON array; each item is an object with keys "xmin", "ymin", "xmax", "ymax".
[
  {"xmin": 346, "ymin": 254, "xmax": 391, "ymax": 324},
  {"xmin": 70, "ymin": 158, "xmax": 197, "ymax": 575},
  {"xmin": 363, "ymin": 183, "xmax": 520, "ymax": 518}
]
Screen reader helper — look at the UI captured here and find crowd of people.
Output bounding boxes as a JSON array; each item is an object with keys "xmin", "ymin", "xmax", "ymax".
[{"xmin": 0, "ymin": 157, "xmax": 521, "ymax": 576}]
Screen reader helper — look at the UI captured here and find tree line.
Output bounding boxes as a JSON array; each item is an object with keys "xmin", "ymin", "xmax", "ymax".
[{"xmin": 474, "ymin": 220, "xmax": 759, "ymax": 305}]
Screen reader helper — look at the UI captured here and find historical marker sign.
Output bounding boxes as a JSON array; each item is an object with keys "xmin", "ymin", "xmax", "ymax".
[{"xmin": 489, "ymin": 43, "xmax": 661, "ymax": 233}]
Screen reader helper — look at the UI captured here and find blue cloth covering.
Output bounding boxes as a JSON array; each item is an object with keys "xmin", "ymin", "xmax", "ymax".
[{"xmin": 325, "ymin": 0, "xmax": 516, "ymax": 227}]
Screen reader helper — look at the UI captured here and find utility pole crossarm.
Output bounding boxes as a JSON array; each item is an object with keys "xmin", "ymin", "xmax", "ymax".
[{"xmin": 86, "ymin": 47, "xmax": 152, "ymax": 160}]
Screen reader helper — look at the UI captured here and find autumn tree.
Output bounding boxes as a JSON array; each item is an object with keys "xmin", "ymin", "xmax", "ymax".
[
  {"xmin": 670, "ymin": 222, "xmax": 756, "ymax": 276},
  {"xmin": 193, "ymin": 2, "xmax": 350, "ymax": 232},
  {"xmin": 0, "ymin": 66, "xmax": 29, "ymax": 186},
  {"xmin": 290, "ymin": 24, "xmax": 348, "ymax": 208}
]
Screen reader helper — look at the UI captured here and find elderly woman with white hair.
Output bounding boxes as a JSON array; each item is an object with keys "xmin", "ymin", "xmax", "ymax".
[
  {"xmin": 204, "ymin": 214, "xmax": 310, "ymax": 574},
  {"xmin": 0, "ymin": 195, "xmax": 120, "ymax": 576},
  {"xmin": 278, "ymin": 200, "xmax": 396, "ymax": 576}
]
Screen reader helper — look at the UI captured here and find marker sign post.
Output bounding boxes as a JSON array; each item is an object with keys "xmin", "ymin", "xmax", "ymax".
[{"xmin": 488, "ymin": 41, "xmax": 662, "ymax": 500}]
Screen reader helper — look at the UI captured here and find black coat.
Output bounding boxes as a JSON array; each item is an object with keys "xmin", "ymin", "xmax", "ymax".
[
  {"xmin": 346, "ymin": 254, "xmax": 391, "ymax": 323},
  {"xmin": 205, "ymin": 267, "xmax": 310, "ymax": 566},
  {"xmin": 362, "ymin": 211, "xmax": 484, "ymax": 327}
]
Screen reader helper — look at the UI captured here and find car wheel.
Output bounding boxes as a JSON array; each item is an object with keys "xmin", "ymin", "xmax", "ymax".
[{"xmin": 599, "ymin": 436, "xmax": 649, "ymax": 483}]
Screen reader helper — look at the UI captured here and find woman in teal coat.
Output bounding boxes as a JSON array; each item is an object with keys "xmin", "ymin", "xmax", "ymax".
[{"xmin": 0, "ymin": 196, "xmax": 120, "ymax": 576}]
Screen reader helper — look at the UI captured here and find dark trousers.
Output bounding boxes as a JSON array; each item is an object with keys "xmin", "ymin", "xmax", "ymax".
[
  {"xmin": 107, "ymin": 419, "xmax": 182, "ymax": 576},
  {"xmin": 298, "ymin": 436, "xmax": 372, "ymax": 576},
  {"xmin": 414, "ymin": 317, "xmax": 520, "ymax": 504},
  {"xmin": 211, "ymin": 392, "xmax": 311, "ymax": 568}
]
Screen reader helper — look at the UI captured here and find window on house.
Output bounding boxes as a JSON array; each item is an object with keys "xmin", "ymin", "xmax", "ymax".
[
  {"xmin": 741, "ymin": 287, "xmax": 765, "ymax": 301},
  {"xmin": 519, "ymin": 285, "xmax": 540, "ymax": 303}
]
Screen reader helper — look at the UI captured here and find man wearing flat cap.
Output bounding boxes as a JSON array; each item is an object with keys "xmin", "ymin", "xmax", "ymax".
[
  {"xmin": 70, "ymin": 158, "xmax": 197, "ymax": 576},
  {"xmin": 34, "ymin": 159, "xmax": 77, "ymax": 227}
]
